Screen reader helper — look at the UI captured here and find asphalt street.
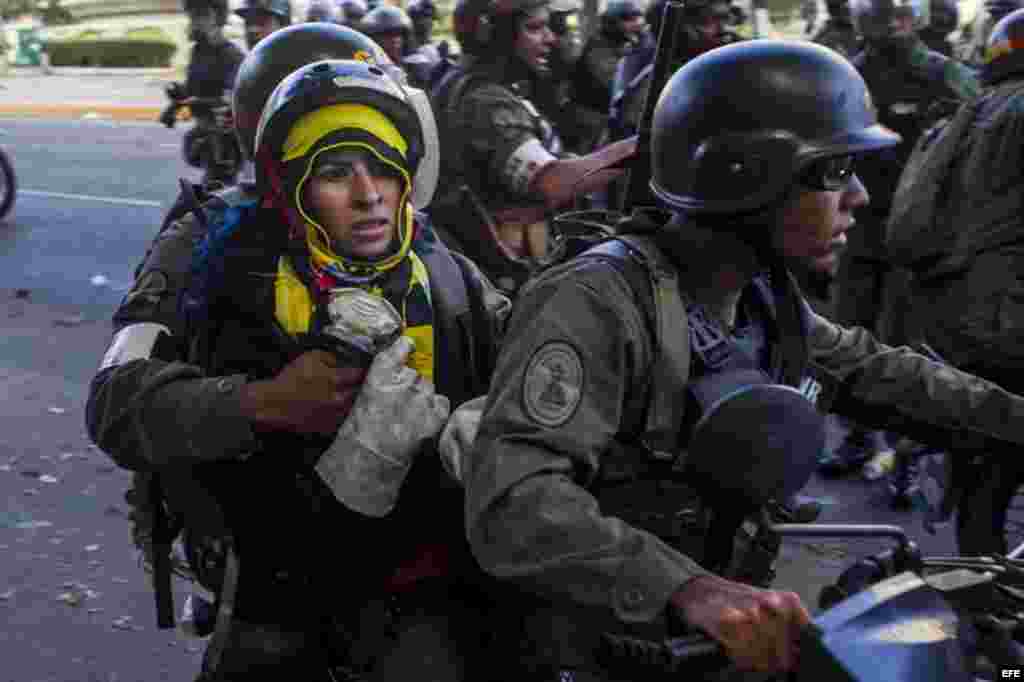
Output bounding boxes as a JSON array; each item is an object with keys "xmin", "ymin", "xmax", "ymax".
[{"xmin": 0, "ymin": 115, "xmax": 966, "ymax": 681}]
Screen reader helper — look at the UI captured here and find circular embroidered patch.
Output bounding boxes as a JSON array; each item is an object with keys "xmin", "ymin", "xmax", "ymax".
[{"xmin": 522, "ymin": 342, "xmax": 584, "ymax": 428}]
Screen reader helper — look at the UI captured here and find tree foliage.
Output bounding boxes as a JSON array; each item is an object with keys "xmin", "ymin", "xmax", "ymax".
[{"xmin": 0, "ymin": 0, "xmax": 72, "ymax": 24}]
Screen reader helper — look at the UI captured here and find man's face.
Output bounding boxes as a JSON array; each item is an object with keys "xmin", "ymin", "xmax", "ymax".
[
  {"xmin": 691, "ymin": 3, "xmax": 733, "ymax": 48},
  {"xmin": 189, "ymin": 7, "xmax": 223, "ymax": 44},
  {"xmin": 375, "ymin": 31, "xmax": 405, "ymax": 63},
  {"xmin": 245, "ymin": 11, "xmax": 284, "ymax": 48},
  {"xmin": 514, "ymin": 7, "xmax": 557, "ymax": 75},
  {"xmin": 621, "ymin": 14, "xmax": 646, "ymax": 37},
  {"xmin": 303, "ymin": 148, "xmax": 404, "ymax": 260},
  {"xmin": 774, "ymin": 160, "xmax": 869, "ymax": 276}
]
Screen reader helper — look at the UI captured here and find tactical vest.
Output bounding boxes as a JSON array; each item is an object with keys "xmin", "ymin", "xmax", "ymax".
[
  {"xmin": 150, "ymin": 197, "xmax": 500, "ymax": 640},
  {"xmin": 568, "ymin": 232, "xmax": 814, "ymax": 566}
]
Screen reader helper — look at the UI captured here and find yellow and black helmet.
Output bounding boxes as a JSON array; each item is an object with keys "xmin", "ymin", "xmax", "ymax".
[{"xmin": 254, "ymin": 59, "xmax": 439, "ymax": 276}]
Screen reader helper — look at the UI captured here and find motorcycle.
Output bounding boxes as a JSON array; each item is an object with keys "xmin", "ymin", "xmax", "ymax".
[
  {"xmin": 159, "ymin": 84, "xmax": 242, "ymax": 192},
  {"xmin": 599, "ymin": 527, "xmax": 1024, "ymax": 681},
  {"xmin": 0, "ymin": 144, "xmax": 17, "ymax": 221},
  {"xmin": 588, "ymin": 380, "xmax": 1024, "ymax": 680}
]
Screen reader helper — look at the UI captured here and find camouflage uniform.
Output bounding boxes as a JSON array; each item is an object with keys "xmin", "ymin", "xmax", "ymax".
[
  {"xmin": 461, "ymin": 217, "xmax": 1024, "ymax": 673},
  {"xmin": 844, "ymin": 39, "xmax": 980, "ymax": 345},
  {"xmin": 430, "ymin": 61, "xmax": 564, "ymax": 295}
]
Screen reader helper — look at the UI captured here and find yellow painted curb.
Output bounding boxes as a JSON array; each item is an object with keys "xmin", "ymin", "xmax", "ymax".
[{"xmin": 0, "ymin": 103, "xmax": 165, "ymax": 121}]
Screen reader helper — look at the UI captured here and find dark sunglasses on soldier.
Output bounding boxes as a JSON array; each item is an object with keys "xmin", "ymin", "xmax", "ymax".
[{"xmin": 798, "ymin": 154, "xmax": 857, "ymax": 192}]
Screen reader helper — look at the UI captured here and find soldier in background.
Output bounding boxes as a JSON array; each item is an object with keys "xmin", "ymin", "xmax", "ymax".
[
  {"xmin": 812, "ymin": 0, "xmax": 863, "ymax": 58},
  {"xmin": 819, "ymin": 0, "xmax": 982, "ymax": 477},
  {"xmin": 339, "ymin": 0, "xmax": 369, "ymax": 26},
  {"xmin": 920, "ymin": 0, "xmax": 960, "ymax": 55},
  {"xmin": 235, "ymin": 0, "xmax": 292, "ymax": 48},
  {"xmin": 360, "ymin": 4, "xmax": 415, "ymax": 64},
  {"xmin": 571, "ymin": 0, "xmax": 645, "ymax": 152}
]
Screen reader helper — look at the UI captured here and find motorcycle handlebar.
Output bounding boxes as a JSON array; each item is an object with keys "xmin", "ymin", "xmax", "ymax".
[{"xmin": 598, "ymin": 632, "xmax": 730, "ymax": 675}]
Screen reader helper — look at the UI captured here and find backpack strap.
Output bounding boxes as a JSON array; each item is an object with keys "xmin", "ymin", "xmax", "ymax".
[{"xmin": 583, "ymin": 234, "xmax": 691, "ymax": 459}]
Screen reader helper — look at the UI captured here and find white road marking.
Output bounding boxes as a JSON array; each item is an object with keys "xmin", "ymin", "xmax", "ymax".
[{"xmin": 21, "ymin": 189, "xmax": 163, "ymax": 208}]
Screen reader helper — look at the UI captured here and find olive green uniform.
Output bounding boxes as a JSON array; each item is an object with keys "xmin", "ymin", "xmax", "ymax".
[{"xmin": 464, "ymin": 228, "xmax": 1024, "ymax": 662}]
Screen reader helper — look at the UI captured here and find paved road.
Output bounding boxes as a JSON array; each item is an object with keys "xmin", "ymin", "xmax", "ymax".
[{"xmin": 0, "ymin": 116, "xmax": 966, "ymax": 681}]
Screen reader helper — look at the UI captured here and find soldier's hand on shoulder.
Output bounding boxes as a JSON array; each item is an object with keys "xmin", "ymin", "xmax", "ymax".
[
  {"xmin": 669, "ymin": 574, "xmax": 811, "ymax": 674},
  {"xmin": 240, "ymin": 350, "xmax": 367, "ymax": 435}
]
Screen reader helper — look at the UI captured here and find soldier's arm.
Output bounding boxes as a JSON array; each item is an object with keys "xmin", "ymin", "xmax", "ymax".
[
  {"xmin": 806, "ymin": 303, "xmax": 1024, "ymax": 447},
  {"xmin": 463, "ymin": 84, "xmax": 635, "ymax": 210},
  {"xmin": 85, "ymin": 212, "xmax": 259, "ymax": 468},
  {"xmin": 465, "ymin": 260, "xmax": 711, "ymax": 624}
]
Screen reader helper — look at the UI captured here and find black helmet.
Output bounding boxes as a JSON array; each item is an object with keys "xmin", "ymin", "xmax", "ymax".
[
  {"xmin": 928, "ymin": 0, "xmax": 960, "ymax": 35},
  {"xmin": 850, "ymin": 0, "xmax": 929, "ymax": 43},
  {"xmin": 339, "ymin": 0, "xmax": 369, "ymax": 23},
  {"xmin": 254, "ymin": 59, "xmax": 439, "ymax": 275},
  {"xmin": 825, "ymin": 0, "xmax": 852, "ymax": 22},
  {"xmin": 236, "ymin": 0, "xmax": 293, "ymax": 23},
  {"xmin": 233, "ymin": 22, "xmax": 396, "ymax": 161},
  {"xmin": 983, "ymin": 7, "xmax": 1024, "ymax": 83},
  {"xmin": 184, "ymin": 0, "xmax": 229, "ymax": 24},
  {"xmin": 407, "ymin": 0, "xmax": 438, "ymax": 19},
  {"xmin": 985, "ymin": 0, "xmax": 1024, "ymax": 21},
  {"xmin": 305, "ymin": 0, "xmax": 341, "ymax": 22},
  {"xmin": 360, "ymin": 4, "xmax": 414, "ymax": 35},
  {"xmin": 453, "ymin": 0, "xmax": 550, "ymax": 56},
  {"xmin": 602, "ymin": 0, "xmax": 643, "ymax": 21},
  {"xmin": 650, "ymin": 41, "xmax": 900, "ymax": 215}
]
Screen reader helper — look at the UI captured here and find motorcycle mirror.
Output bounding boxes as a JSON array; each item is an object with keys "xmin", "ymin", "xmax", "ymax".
[{"xmin": 685, "ymin": 383, "xmax": 825, "ymax": 508}]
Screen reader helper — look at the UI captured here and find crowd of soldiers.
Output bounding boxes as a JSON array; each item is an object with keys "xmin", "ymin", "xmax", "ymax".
[{"xmin": 85, "ymin": 0, "xmax": 1024, "ymax": 679}]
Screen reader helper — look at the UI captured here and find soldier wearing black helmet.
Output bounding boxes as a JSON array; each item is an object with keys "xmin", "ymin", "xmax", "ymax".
[
  {"xmin": 457, "ymin": 40, "xmax": 1024, "ymax": 678},
  {"xmin": 428, "ymin": 0, "xmax": 635, "ymax": 295},
  {"xmin": 571, "ymin": 0, "xmax": 645, "ymax": 144},
  {"xmin": 602, "ymin": 0, "xmax": 741, "ymax": 206},
  {"xmin": 407, "ymin": 0, "xmax": 439, "ymax": 48},
  {"xmin": 360, "ymin": 4, "xmax": 414, "ymax": 63},
  {"xmin": 176, "ymin": 0, "xmax": 245, "ymax": 100},
  {"xmin": 305, "ymin": 0, "xmax": 342, "ymax": 23},
  {"xmin": 811, "ymin": 0, "xmax": 862, "ymax": 57},
  {"xmin": 817, "ymin": 0, "xmax": 982, "ymax": 476},
  {"xmin": 888, "ymin": 8, "xmax": 1024, "ymax": 552},
  {"xmin": 236, "ymin": 0, "xmax": 292, "ymax": 48},
  {"xmin": 339, "ymin": 0, "xmax": 369, "ymax": 25}
]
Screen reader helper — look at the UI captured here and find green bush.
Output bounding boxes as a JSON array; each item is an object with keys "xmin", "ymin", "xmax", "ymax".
[{"xmin": 45, "ymin": 38, "xmax": 177, "ymax": 67}]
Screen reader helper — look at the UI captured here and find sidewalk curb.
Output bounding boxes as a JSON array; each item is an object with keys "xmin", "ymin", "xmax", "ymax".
[{"xmin": 0, "ymin": 103, "xmax": 164, "ymax": 121}]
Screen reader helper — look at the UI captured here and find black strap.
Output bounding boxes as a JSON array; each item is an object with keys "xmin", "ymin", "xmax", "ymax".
[{"xmin": 149, "ymin": 474, "xmax": 176, "ymax": 629}]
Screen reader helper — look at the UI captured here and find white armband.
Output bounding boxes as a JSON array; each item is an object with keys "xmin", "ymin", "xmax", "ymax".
[
  {"xmin": 503, "ymin": 138, "xmax": 558, "ymax": 195},
  {"xmin": 99, "ymin": 322, "xmax": 172, "ymax": 371}
]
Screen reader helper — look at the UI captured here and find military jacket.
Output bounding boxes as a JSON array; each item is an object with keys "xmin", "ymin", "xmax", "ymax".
[
  {"xmin": 851, "ymin": 41, "xmax": 980, "ymax": 257},
  {"xmin": 185, "ymin": 40, "xmax": 246, "ymax": 102},
  {"xmin": 910, "ymin": 79, "xmax": 1024, "ymax": 372},
  {"xmin": 432, "ymin": 63, "xmax": 562, "ymax": 217},
  {"xmin": 464, "ymin": 226, "xmax": 1024, "ymax": 627}
]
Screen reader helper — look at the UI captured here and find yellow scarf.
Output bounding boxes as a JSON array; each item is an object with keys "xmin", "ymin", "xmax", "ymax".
[{"xmin": 273, "ymin": 251, "xmax": 435, "ymax": 381}]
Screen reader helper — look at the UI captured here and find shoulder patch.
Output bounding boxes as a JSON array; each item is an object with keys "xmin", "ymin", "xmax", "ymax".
[{"xmin": 522, "ymin": 341, "xmax": 584, "ymax": 427}]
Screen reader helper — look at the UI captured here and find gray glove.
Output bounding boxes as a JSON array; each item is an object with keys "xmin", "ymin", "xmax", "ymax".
[
  {"xmin": 315, "ymin": 336, "xmax": 451, "ymax": 517},
  {"xmin": 437, "ymin": 395, "xmax": 487, "ymax": 486}
]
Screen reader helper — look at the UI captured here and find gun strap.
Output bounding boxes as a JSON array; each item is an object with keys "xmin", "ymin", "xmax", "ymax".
[{"xmin": 149, "ymin": 473, "xmax": 176, "ymax": 629}]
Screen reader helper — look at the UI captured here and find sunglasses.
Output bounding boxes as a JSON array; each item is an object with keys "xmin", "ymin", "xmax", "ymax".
[{"xmin": 798, "ymin": 155, "xmax": 857, "ymax": 192}]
